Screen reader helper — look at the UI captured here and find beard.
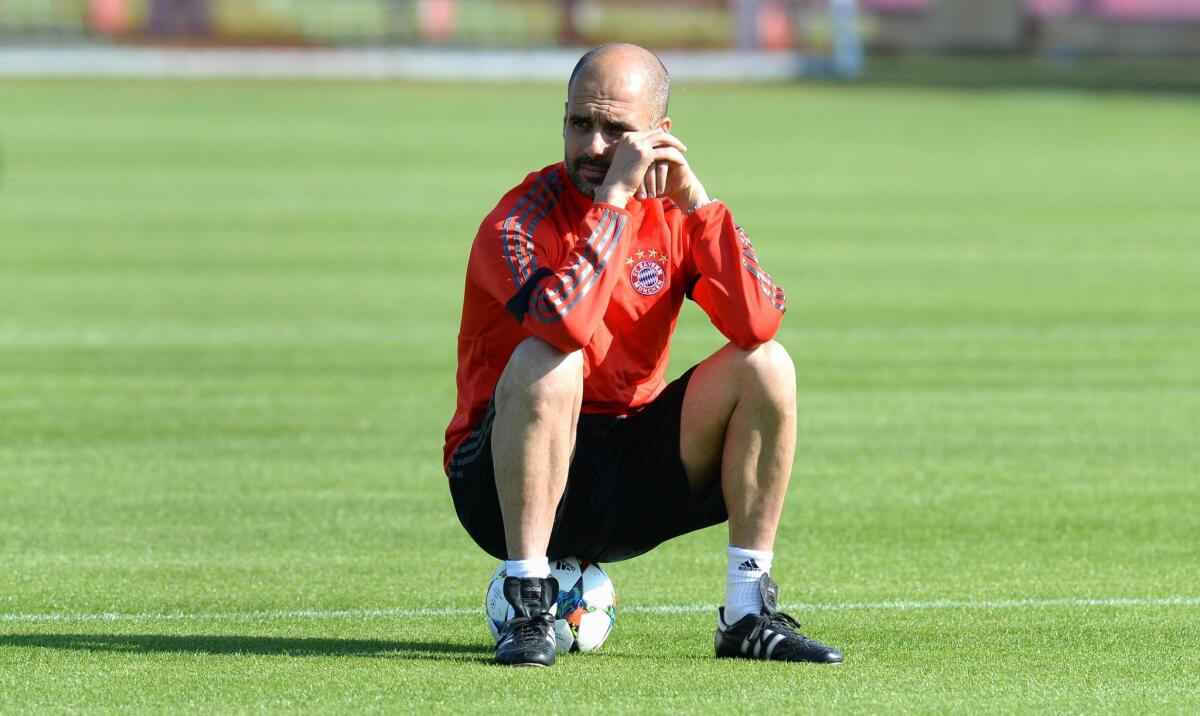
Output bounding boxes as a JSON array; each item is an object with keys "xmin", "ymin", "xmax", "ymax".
[{"xmin": 565, "ymin": 153, "xmax": 610, "ymax": 197}]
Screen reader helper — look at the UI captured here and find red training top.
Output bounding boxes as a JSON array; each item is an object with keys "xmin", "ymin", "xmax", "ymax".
[{"xmin": 443, "ymin": 162, "xmax": 787, "ymax": 476}]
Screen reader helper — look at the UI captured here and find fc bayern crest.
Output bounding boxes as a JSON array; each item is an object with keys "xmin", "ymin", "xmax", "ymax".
[{"xmin": 630, "ymin": 260, "xmax": 666, "ymax": 296}]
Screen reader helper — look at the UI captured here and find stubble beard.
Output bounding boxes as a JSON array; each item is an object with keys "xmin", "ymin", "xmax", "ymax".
[{"xmin": 566, "ymin": 152, "xmax": 608, "ymax": 197}]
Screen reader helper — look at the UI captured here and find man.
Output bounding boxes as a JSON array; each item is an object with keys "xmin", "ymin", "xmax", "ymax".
[{"xmin": 444, "ymin": 43, "xmax": 843, "ymax": 667}]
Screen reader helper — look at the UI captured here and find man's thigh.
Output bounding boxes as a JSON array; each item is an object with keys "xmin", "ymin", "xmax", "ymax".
[{"xmin": 679, "ymin": 342, "xmax": 774, "ymax": 492}]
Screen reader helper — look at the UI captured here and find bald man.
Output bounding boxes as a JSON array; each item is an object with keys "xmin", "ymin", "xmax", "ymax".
[{"xmin": 444, "ymin": 43, "xmax": 843, "ymax": 667}]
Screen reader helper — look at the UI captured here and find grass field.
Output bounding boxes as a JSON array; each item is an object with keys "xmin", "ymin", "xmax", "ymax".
[{"xmin": 1, "ymin": 79, "xmax": 1198, "ymax": 712}]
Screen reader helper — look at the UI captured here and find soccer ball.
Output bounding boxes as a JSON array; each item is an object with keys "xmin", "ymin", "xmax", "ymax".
[{"xmin": 485, "ymin": 557, "xmax": 616, "ymax": 653}]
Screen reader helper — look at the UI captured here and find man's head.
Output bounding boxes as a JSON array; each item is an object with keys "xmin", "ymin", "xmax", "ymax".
[{"xmin": 563, "ymin": 43, "xmax": 671, "ymax": 197}]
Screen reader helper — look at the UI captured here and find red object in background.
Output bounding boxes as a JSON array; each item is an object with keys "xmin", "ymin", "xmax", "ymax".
[
  {"xmin": 90, "ymin": 0, "xmax": 129, "ymax": 34},
  {"xmin": 419, "ymin": 0, "xmax": 456, "ymax": 41},
  {"xmin": 759, "ymin": 0, "xmax": 794, "ymax": 50}
]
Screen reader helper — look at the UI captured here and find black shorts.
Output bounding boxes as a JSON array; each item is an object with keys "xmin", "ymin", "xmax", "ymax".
[{"xmin": 448, "ymin": 367, "xmax": 728, "ymax": 563}]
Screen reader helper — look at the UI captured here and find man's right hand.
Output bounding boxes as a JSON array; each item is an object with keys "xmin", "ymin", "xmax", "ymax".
[{"xmin": 594, "ymin": 129, "xmax": 689, "ymax": 208}]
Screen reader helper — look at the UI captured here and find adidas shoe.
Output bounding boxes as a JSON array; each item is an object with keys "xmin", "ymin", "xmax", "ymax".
[
  {"xmin": 715, "ymin": 574, "xmax": 844, "ymax": 664},
  {"xmin": 494, "ymin": 576, "xmax": 559, "ymax": 667}
]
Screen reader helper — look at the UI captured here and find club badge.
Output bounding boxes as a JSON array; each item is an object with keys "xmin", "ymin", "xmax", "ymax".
[{"xmin": 626, "ymin": 249, "xmax": 668, "ymax": 296}]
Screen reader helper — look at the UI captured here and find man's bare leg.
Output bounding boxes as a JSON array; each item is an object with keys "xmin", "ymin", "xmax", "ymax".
[
  {"xmin": 681, "ymin": 340, "xmax": 794, "ymax": 617},
  {"xmin": 491, "ymin": 337, "xmax": 584, "ymax": 559},
  {"xmin": 679, "ymin": 341, "xmax": 841, "ymax": 662},
  {"xmin": 489, "ymin": 338, "xmax": 582, "ymax": 668},
  {"xmin": 680, "ymin": 340, "xmax": 796, "ymax": 550}
]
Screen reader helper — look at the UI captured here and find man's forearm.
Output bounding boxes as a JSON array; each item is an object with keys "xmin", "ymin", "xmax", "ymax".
[{"xmin": 687, "ymin": 203, "xmax": 786, "ymax": 348}]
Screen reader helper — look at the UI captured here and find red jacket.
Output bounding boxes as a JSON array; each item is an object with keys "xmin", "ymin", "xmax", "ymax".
[{"xmin": 444, "ymin": 162, "xmax": 786, "ymax": 475}]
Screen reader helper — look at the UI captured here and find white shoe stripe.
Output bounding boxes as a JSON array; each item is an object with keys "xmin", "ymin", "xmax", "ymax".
[{"xmin": 765, "ymin": 633, "xmax": 786, "ymax": 659}]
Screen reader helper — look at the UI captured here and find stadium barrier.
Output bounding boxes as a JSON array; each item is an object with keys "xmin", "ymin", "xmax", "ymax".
[{"xmin": 0, "ymin": 0, "xmax": 1196, "ymax": 53}]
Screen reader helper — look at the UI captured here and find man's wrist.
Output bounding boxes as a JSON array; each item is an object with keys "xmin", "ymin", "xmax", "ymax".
[
  {"xmin": 681, "ymin": 186, "xmax": 711, "ymax": 213},
  {"xmin": 594, "ymin": 184, "xmax": 631, "ymax": 208}
]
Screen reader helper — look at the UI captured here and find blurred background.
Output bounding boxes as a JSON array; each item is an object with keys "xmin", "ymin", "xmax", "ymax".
[{"xmin": 2, "ymin": 0, "xmax": 1199, "ymax": 88}]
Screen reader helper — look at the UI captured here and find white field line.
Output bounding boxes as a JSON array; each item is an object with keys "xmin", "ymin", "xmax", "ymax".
[{"xmin": 2, "ymin": 596, "xmax": 1197, "ymax": 625}]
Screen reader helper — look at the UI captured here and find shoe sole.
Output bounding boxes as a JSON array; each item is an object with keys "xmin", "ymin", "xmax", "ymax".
[{"xmin": 717, "ymin": 653, "xmax": 843, "ymax": 664}]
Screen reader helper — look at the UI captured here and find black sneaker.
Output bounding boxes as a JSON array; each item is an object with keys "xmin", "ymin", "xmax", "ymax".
[
  {"xmin": 494, "ymin": 576, "xmax": 559, "ymax": 667},
  {"xmin": 715, "ymin": 574, "xmax": 844, "ymax": 664}
]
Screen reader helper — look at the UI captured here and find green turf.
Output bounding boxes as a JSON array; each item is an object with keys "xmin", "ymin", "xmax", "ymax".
[{"xmin": 1, "ymin": 79, "xmax": 1198, "ymax": 713}]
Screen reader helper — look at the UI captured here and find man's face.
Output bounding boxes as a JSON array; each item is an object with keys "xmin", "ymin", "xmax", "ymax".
[{"xmin": 563, "ymin": 69, "xmax": 666, "ymax": 197}]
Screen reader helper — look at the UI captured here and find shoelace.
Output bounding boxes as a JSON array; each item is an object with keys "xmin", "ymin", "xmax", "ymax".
[
  {"xmin": 503, "ymin": 613, "xmax": 554, "ymax": 647},
  {"xmin": 746, "ymin": 610, "xmax": 809, "ymax": 646}
]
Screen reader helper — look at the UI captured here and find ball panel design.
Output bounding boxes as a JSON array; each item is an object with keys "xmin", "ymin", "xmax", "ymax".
[
  {"xmin": 484, "ymin": 563, "xmax": 513, "ymax": 642},
  {"xmin": 580, "ymin": 561, "xmax": 616, "ymax": 607},
  {"xmin": 574, "ymin": 609, "xmax": 614, "ymax": 652},
  {"xmin": 553, "ymin": 619, "xmax": 575, "ymax": 653}
]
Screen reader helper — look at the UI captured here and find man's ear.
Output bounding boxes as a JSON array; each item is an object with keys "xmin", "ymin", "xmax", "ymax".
[
  {"xmin": 563, "ymin": 102, "xmax": 568, "ymax": 133},
  {"xmin": 659, "ymin": 117, "xmax": 673, "ymax": 133}
]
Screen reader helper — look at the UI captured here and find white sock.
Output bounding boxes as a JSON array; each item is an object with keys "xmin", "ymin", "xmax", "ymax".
[
  {"xmin": 721, "ymin": 545, "xmax": 773, "ymax": 627},
  {"xmin": 504, "ymin": 556, "xmax": 550, "ymax": 579}
]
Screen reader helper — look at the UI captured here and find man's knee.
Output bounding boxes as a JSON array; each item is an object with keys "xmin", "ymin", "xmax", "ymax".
[
  {"xmin": 731, "ymin": 340, "xmax": 796, "ymax": 407},
  {"xmin": 495, "ymin": 337, "xmax": 584, "ymax": 411}
]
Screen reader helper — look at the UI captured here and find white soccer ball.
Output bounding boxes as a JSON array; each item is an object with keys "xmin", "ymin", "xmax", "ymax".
[{"xmin": 485, "ymin": 557, "xmax": 617, "ymax": 653}]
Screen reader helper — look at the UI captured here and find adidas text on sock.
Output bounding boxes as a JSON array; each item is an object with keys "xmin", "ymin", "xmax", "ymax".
[{"xmin": 723, "ymin": 546, "xmax": 773, "ymax": 626}]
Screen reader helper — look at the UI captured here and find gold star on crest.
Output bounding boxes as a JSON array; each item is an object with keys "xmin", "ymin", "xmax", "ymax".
[
  {"xmin": 658, "ymin": 254, "xmax": 669, "ymax": 265},
  {"xmin": 635, "ymin": 250, "xmax": 645, "ymax": 259},
  {"xmin": 625, "ymin": 256, "xmax": 635, "ymax": 265},
  {"xmin": 648, "ymin": 249, "xmax": 658, "ymax": 258}
]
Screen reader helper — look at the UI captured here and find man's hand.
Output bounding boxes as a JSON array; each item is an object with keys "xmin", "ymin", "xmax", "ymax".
[{"xmin": 595, "ymin": 129, "xmax": 709, "ymax": 212}]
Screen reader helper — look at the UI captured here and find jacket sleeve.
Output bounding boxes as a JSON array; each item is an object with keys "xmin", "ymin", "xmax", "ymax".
[
  {"xmin": 684, "ymin": 201, "xmax": 787, "ymax": 349},
  {"xmin": 470, "ymin": 201, "xmax": 634, "ymax": 354}
]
